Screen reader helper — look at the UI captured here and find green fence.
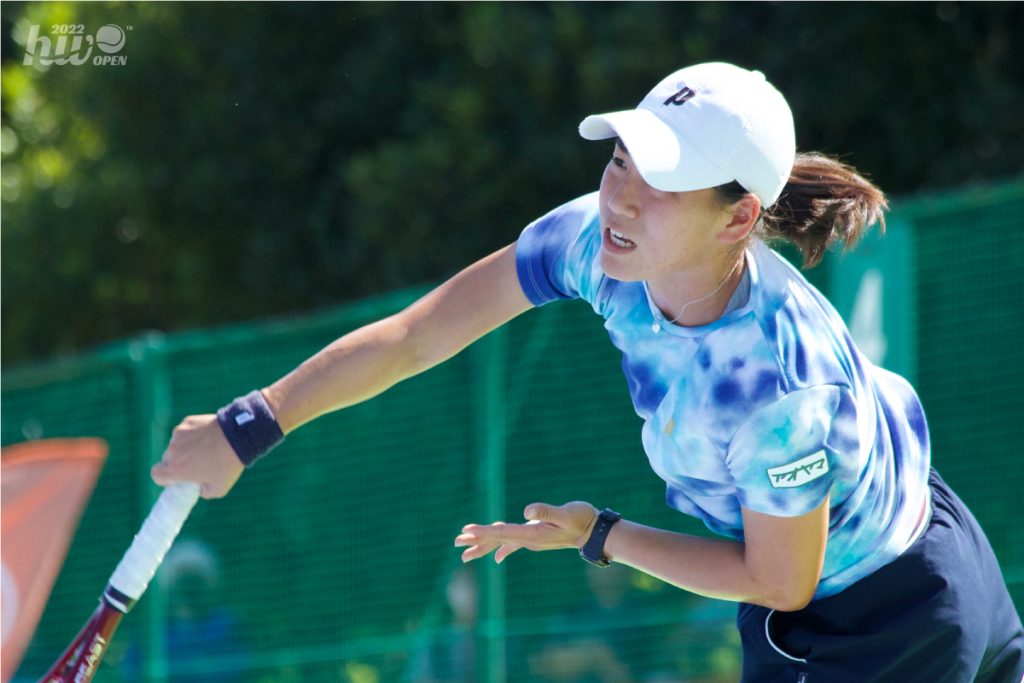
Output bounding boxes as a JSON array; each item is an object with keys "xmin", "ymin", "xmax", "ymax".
[{"xmin": 5, "ymin": 178, "xmax": 1023, "ymax": 683}]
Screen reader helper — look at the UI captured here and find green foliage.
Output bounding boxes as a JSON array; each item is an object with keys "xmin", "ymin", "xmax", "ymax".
[{"xmin": 2, "ymin": 2, "xmax": 1023, "ymax": 362}]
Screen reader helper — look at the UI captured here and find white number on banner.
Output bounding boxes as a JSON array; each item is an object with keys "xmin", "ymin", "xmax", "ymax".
[{"xmin": 850, "ymin": 268, "xmax": 887, "ymax": 365}]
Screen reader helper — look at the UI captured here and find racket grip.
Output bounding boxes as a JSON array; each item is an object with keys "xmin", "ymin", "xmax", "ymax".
[{"xmin": 106, "ymin": 483, "xmax": 200, "ymax": 607}]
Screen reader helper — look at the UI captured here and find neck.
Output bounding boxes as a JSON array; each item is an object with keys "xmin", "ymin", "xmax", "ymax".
[{"xmin": 648, "ymin": 253, "xmax": 746, "ymax": 328}]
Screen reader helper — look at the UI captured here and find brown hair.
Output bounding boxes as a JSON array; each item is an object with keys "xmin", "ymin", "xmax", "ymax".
[{"xmin": 716, "ymin": 153, "xmax": 888, "ymax": 268}]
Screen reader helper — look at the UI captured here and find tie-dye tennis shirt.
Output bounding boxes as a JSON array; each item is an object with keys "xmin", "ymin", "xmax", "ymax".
[{"xmin": 515, "ymin": 192, "xmax": 932, "ymax": 599}]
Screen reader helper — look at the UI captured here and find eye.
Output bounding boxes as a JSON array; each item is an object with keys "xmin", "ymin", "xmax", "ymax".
[{"xmin": 610, "ymin": 154, "xmax": 627, "ymax": 170}]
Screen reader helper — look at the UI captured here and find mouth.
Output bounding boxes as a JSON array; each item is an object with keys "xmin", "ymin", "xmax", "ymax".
[{"xmin": 604, "ymin": 227, "xmax": 637, "ymax": 252}]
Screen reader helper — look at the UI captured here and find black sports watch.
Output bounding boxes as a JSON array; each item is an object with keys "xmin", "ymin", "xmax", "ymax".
[{"xmin": 579, "ymin": 508, "xmax": 622, "ymax": 567}]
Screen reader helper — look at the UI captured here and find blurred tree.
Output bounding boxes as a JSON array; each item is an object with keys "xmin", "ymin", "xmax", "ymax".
[{"xmin": 2, "ymin": 2, "xmax": 1022, "ymax": 362}]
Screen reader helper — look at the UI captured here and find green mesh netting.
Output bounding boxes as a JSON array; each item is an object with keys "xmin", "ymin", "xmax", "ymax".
[{"xmin": 4, "ymin": 180, "xmax": 1021, "ymax": 683}]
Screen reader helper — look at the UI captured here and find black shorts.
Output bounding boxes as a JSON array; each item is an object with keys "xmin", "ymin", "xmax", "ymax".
[{"xmin": 736, "ymin": 469, "xmax": 1024, "ymax": 683}]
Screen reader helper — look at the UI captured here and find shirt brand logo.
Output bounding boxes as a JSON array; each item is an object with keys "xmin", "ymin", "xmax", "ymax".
[
  {"xmin": 663, "ymin": 86, "xmax": 696, "ymax": 106},
  {"xmin": 766, "ymin": 451, "xmax": 829, "ymax": 488},
  {"xmin": 235, "ymin": 411, "xmax": 255, "ymax": 426}
]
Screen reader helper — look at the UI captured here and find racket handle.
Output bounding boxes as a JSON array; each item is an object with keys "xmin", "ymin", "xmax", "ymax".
[{"xmin": 105, "ymin": 483, "xmax": 200, "ymax": 610}]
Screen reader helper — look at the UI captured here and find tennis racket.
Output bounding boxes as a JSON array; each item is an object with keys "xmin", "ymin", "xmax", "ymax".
[{"xmin": 37, "ymin": 482, "xmax": 201, "ymax": 683}]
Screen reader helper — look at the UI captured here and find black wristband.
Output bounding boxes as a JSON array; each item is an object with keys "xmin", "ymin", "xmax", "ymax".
[
  {"xmin": 216, "ymin": 390, "xmax": 285, "ymax": 467},
  {"xmin": 579, "ymin": 508, "xmax": 622, "ymax": 568}
]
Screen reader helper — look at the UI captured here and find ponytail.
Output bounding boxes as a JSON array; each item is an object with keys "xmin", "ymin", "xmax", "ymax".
[{"xmin": 718, "ymin": 153, "xmax": 888, "ymax": 268}]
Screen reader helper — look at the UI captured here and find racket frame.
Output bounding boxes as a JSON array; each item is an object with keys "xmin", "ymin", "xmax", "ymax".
[{"xmin": 36, "ymin": 483, "xmax": 200, "ymax": 683}]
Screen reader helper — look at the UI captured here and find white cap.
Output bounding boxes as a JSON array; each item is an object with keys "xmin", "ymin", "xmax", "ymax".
[{"xmin": 579, "ymin": 62, "xmax": 796, "ymax": 207}]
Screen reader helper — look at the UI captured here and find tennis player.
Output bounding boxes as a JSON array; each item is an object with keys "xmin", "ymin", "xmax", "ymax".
[{"xmin": 153, "ymin": 62, "xmax": 1023, "ymax": 682}]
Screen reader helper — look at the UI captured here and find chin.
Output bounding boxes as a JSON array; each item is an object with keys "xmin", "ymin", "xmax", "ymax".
[{"xmin": 600, "ymin": 250, "xmax": 643, "ymax": 282}]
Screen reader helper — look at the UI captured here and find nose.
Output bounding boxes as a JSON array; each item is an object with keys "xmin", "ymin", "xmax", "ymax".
[{"xmin": 605, "ymin": 168, "xmax": 640, "ymax": 220}]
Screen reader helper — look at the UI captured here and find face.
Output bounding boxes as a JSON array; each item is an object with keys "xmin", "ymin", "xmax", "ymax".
[{"xmin": 598, "ymin": 143, "xmax": 732, "ymax": 287}]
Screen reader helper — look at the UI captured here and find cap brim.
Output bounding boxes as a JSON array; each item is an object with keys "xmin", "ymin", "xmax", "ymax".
[{"xmin": 579, "ymin": 109, "xmax": 732, "ymax": 193}]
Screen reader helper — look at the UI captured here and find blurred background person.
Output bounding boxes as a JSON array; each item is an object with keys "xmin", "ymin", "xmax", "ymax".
[
  {"xmin": 121, "ymin": 539, "xmax": 248, "ymax": 683},
  {"xmin": 408, "ymin": 566, "xmax": 478, "ymax": 683}
]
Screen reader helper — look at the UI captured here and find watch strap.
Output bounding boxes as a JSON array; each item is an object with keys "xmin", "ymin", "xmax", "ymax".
[{"xmin": 579, "ymin": 508, "xmax": 622, "ymax": 567}]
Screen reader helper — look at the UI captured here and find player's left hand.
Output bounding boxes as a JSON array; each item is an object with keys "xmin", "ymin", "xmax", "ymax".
[{"xmin": 455, "ymin": 501, "xmax": 599, "ymax": 564}]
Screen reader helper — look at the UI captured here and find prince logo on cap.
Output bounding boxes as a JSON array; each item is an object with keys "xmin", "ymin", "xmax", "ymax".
[{"xmin": 663, "ymin": 86, "xmax": 696, "ymax": 106}]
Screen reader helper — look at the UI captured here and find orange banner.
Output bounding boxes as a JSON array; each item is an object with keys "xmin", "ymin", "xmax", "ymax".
[{"xmin": 1, "ymin": 438, "xmax": 107, "ymax": 683}]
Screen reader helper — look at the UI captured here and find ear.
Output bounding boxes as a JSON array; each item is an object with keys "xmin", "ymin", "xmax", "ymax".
[{"xmin": 717, "ymin": 194, "xmax": 761, "ymax": 245}]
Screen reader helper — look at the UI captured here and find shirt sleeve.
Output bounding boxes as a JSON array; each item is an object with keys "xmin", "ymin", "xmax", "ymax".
[
  {"xmin": 725, "ymin": 385, "xmax": 858, "ymax": 517},
  {"xmin": 515, "ymin": 192, "xmax": 604, "ymax": 306}
]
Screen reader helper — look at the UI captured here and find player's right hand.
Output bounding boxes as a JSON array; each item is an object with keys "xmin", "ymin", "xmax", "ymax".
[{"xmin": 151, "ymin": 414, "xmax": 244, "ymax": 499}]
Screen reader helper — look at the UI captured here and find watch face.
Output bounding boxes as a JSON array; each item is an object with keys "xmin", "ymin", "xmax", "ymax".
[{"xmin": 600, "ymin": 509, "xmax": 622, "ymax": 522}]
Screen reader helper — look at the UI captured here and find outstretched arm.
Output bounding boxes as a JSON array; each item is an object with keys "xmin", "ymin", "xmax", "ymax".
[
  {"xmin": 265, "ymin": 243, "xmax": 531, "ymax": 432},
  {"xmin": 456, "ymin": 496, "xmax": 829, "ymax": 612},
  {"xmin": 153, "ymin": 243, "xmax": 533, "ymax": 498}
]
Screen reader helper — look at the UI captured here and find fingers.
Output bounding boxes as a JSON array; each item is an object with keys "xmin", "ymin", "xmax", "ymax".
[
  {"xmin": 454, "ymin": 534, "xmax": 500, "ymax": 563},
  {"xmin": 494, "ymin": 542, "xmax": 523, "ymax": 564},
  {"xmin": 459, "ymin": 520, "xmax": 548, "ymax": 546},
  {"xmin": 150, "ymin": 461, "xmax": 179, "ymax": 486},
  {"xmin": 524, "ymin": 503, "xmax": 554, "ymax": 522},
  {"xmin": 525, "ymin": 501, "xmax": 597, "ymax": 525},
  {"xmin": 454, "ymin": 522, "xmax": 509, "ymax": 563},
  {"xmin": 452, "ymin": 533, "xmax": 522, "ymax": 564},
  {"xmin": 149, "ymin": 414, "xmax": 244, "ymax": 499},
  {"xmin": 455, "ymin": 501, "xmax": 600, "ymax": 564},
  {"xmin": 455, "ymin": 517, "xmax": 567, "ymax": 563}
]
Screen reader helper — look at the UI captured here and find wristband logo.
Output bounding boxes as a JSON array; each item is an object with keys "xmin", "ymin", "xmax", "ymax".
[{"xmin": 21, "ymin": 23, "xmax": 130, "ymax": 67}]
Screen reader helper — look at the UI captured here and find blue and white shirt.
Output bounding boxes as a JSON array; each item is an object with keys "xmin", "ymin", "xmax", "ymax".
[{"xmin": 515, "ymin": 192, "xmax": 932, "ymax": 599}]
